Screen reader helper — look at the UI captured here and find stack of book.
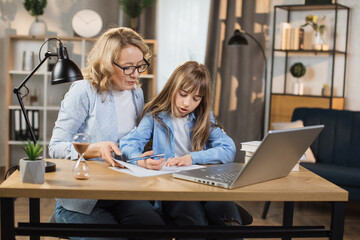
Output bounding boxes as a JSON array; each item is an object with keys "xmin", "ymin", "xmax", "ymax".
[
  {"xmin": 240, "ymin": 140, "xmax": 302, "ymax": 171},
  {"xmin": 280, "ymin": 22, "xmax": 304, "ymax": 50},
  {"xmin": 240, "ymin": 141, "xmax": 261, "ymax": 164}
]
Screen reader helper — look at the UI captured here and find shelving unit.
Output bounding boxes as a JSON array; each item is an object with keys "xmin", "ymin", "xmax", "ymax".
[
  {"xmin": 5, "ymin": 35, "xmax": 157, "ymax": 170},
  {"xmin": 269, "ymin": 4, "xmax": 350, "ymax": 126}
]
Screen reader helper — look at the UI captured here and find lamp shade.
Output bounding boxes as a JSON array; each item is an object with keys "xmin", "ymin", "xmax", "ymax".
[
  {"xmin": 51, "ymin": 44, "xmax": 83, "ymax": 85},
  {"xmin": 228, "ymin": 29, "xmax": 248, "ymax": 45}
]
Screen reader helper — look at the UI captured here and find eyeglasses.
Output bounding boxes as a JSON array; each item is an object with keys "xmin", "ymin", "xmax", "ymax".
[{"xmin": 113, "ymin": 58, "xmax": 150, "ymax": 75}]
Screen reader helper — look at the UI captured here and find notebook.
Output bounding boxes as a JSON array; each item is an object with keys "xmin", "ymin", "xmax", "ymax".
[{"xmin": 173, "ymin": 125, "xmax": 324, "ymax": 189}]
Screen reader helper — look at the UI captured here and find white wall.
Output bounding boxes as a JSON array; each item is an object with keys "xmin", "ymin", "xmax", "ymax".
[
  {"xmin": 0, "ymin": 0, "xmax": 120, "ymax": 167},
  {"xmin": 268, "ymin": 0, "xmax": 360, "ymax": 111}
]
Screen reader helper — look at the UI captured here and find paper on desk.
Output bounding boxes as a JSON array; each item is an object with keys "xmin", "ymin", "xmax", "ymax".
[{"xmin": 109, "ymin": 158, "xmax": 205, "ymax": 177}]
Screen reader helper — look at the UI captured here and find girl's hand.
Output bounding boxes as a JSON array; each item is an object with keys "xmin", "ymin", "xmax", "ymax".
[
  {"xmin": 137, "ymin": 150, "xmax": 165, "ymax": 170},
  {"xmin": 166, "ymin": 154, "xmax": 193, "ymax": 167},
  {"xmin": 84, "ymin": 141, "xmax": 124, "ymax": 168}
]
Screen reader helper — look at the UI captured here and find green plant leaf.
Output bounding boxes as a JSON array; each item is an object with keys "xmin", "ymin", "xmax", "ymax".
[
  {"xmin": 23, "ymin": 0, "xmax": 47, "ymax": 17},
  {"xmin": 119, "ymin": 0, "xmax": 156, "ymax": 18},
  {"xmin": 23, "ymin": 139, "xmax": 43, "ymax": 160}
]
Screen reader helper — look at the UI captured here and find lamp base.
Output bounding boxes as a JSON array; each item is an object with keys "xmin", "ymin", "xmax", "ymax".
[{"xmin": 45, "ymin": 161, "xmax": 56, "ymax": 172}]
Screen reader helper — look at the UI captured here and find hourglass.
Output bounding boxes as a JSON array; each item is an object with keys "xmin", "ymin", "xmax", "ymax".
[{"xmin": 72, "ymin": 133, "xmax": 90, "ymax": 180}]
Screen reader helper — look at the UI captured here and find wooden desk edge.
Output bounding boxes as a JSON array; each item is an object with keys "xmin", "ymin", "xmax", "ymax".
[{"xmin": 0, "ymin": 159, "xmax": 349, "ymax": 202}]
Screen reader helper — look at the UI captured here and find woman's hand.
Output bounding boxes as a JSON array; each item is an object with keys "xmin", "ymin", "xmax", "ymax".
[
  {"xmin": 137, "ymin": 150, "xmax": 165, "ymax": 170},
  {"xmin": 166, "ymin": 154, "xmax": 193, "ymax": 167},
  {"xmin": 84, "ymin": 141, "xmax": 124, "ymax": 167}
]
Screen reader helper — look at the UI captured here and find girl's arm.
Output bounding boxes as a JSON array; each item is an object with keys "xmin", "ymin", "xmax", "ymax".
[
  {"xmin": 120, "ymin": 114, "xmax": 154, "ymax": 159},
  {"xmin": 167, "ymin": 127, "xmax": 235, "ymax": 166},
  {"xmin": 120, "ymin": 115, "xmax": 165, "ymax": 170},
  {"xmin": 166, "ymin": 112, "xmax": 236, "ymax": 166},
  {"xmin": 189, "ymin": 126, "xmax": 236, "ymax": 165}
]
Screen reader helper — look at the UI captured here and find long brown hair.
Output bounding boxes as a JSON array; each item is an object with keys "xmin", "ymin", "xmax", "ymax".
[
  {"xmin": 83, "ymin": 27, "xmax": 151, "ymax": 93},
  {"xmin": 142, "ymin": 61, "xmax": 212, "ymax": 151}
]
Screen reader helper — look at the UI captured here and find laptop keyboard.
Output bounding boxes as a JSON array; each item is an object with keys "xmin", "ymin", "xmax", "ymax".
[{"xmin": 206, "ymin": 171, "xmax": 239, "ymax": 182}]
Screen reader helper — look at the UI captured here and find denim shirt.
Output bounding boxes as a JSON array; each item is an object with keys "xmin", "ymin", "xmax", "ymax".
[
  {"xmin": 120, "ymin": 111, "xmax": 236, "ymax": 165},
  {"xmin": 49, "ymin": 80, "xmax": 144, "ymax": 214}
]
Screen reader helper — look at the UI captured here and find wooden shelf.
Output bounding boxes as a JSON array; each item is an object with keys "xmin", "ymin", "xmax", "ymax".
[
  {"xmin": 5, "ymin": 35, "xmax": 157, "ymax": 170},
  {"xmin": 269, "ymin": 4, "xmax": 349, "ymax": 128}
]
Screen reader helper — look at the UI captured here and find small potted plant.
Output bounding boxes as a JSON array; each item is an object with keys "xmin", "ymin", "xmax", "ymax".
[
  {"xmin": 19, "ymin": 140, "xmax": 45, "ymax": 184},
  {"xmin": 322, "ymin": 83, "xmax": 331, "ymax": 97},
  {"xmin": 118, "ymin": 0, "xmax": 156, "ymax": 30},
  {"xmin": 290, "ymin": 62, "xmax": 306, "ymax": 95},
  {"xmin": 23, "ymin": 0, "xmax": 47, "ymax": 35}
]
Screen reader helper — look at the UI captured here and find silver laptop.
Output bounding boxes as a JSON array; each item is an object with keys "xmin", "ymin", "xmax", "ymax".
[{"xmin": 173, "ymin": 125, "xmax": 324, "ymax": 189}]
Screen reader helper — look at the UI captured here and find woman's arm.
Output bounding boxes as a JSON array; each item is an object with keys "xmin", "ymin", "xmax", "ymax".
[
  {"xmin": 49, "ymin": 81, "xmax": 91, "ymax": 160},
  {"xmin": 48, "ymin": 81, "xmax": 123, "ymax": 166}
]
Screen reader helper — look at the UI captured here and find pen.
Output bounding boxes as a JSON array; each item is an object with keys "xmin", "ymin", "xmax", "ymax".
[{"xmin": 125, "ymin": 153, "xmax": 165, "ymax": 163}]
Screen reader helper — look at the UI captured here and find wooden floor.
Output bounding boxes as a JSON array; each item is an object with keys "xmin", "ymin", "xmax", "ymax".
[{"xmin": 1, "ymin": 168, "xmax": 360, "ymax": 240}]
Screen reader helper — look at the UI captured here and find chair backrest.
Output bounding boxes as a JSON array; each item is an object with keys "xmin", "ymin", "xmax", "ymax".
[{"xmin": 292, "ymin": 108, "xmax": 360, "ymax": 168}]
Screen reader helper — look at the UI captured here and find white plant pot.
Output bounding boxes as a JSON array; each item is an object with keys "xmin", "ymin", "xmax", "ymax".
[
  {"xmin": 19, "ymin": 157, "xmax": 46, "ymax": 184},
  {"xmin": 29, "ymin": 21, "xmax": 46, "ymax": 36}
]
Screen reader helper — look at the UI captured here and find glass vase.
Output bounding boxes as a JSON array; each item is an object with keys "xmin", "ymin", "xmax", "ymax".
[{"xmin": 313, "ymin": 30, "xmax": 325, "ymax": 50}]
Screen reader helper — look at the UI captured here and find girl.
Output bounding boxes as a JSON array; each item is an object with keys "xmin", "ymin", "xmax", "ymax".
[{"xmin": 120, "ymin": 61, "xmax": 242, "ymax": 238}]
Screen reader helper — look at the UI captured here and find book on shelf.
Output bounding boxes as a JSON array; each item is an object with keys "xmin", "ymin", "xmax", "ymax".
[
  {"xmin": 298, "ymin": 28, "xmax": 304, "ymax": 50},
  {"xmin": 280, "ymin": 22, "xmax": 292, "ymax": 50},
  {"xmin": 280, "ymin": 23, "xmax": 304, "ymax": 50},
  {"xmin": 9, "ymin": 109, "xmax": 40, "ymax": 141}
]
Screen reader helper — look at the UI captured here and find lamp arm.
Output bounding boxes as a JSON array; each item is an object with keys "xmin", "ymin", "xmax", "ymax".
[
  {"xmin": 243, "ymin": 31, "xmax": 268, "ymax": 136},
  {"xmin": 243, "ymin": 31, "xmax": 267, "ymax": 68},
  {"xmin": 13, "ymin": 51, "xmax": 56, "ymax": 144}
]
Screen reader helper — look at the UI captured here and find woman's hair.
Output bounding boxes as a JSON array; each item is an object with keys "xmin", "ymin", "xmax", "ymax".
[
  {"xmin": 83, "ymin": 27, "xmax": 151, "ymax": 93},
  {"xmin": 142, "ymin": 61, "xmax": 213, "ymax": 151}
]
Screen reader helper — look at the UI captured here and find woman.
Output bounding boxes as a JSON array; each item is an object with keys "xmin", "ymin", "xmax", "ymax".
[{"xmin": 49, "ymin": 27, "xmax": 165, "ymax": 240}]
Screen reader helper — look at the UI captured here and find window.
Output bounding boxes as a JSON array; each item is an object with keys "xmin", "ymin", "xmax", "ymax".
[{"xmin": 156, "ymin": 0, "xmax": 210, "ymax": 92}]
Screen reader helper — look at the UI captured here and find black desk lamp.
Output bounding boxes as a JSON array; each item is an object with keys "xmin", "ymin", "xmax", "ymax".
[
  {"xmin": 228, "ymin": 29, "xmax": 268, "ymax": 136},
  {"xmin": 13, "ymin": 38, "xmax": 83, "ymax": 172}
]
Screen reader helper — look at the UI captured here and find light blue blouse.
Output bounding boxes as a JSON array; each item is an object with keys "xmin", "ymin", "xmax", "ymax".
[{"xmin": 49, "ymin": 80, "xmax": 144, "ymax": 214}]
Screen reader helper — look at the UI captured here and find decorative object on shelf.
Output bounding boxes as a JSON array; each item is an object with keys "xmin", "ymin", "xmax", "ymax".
[
  {"xmin": 72, "ymin": 9, "xmax": 103, "ymax": 38},
  {"xmin": 30, "ymin": 89, "xmax": 40, "ymax": 106},
  {"xmin": 13, "ymin": 37, "xmax": 83, "ymax": 173},
  {"xmin": 301, "ymin": 14, "xmax": 327, "ymax": 50},
  {"xmin": 19, "ymin": 140, "xmax": 45, "ymax": 184},
  {"xmin": 228, "ymin": 28, "xmax": 267, "ymax": 137},
  {"xmin": 118, "ymin": 0, "xmax": 156, "ymax": 30},
  {"xmin": 22, "ymin": 51, "xmax": 35, "ymax": 71},
  {"xmin": 305, "ymin": 0, "xmax": 333, "ymax": 5},
  {"xmin": 23, "ymin": 0, "xmax": 47, "ymax": 36},
  {"xmin": 290, "ymin": 62, "xmax": 306, "ymax": 95},
  {"xmin": 322, "ymin": 83, "xmax": 331, "ymax": 96}
]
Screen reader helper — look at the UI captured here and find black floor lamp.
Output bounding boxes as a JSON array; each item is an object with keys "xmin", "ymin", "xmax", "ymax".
[
  {"xmin": 228, "ymin": 28, "xmax": 268, "ymax": 137},
  {"xmin": 13, "ymin": 38, "xmax": 83, "ymax": 172}
]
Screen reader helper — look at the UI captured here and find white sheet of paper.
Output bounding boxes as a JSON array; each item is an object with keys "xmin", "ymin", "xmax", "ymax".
[{"xmin": 109, "ymin": 158, "xmax": 205, "ymax": 177}]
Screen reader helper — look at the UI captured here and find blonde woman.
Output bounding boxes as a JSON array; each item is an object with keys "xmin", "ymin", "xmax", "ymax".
[
  {"xmin": 49, "ymin": 27, "xmax": 165, "ymax": 239},
  {"xmin": 120, "ymin": 61, "xmax": 242, "ymax": 239}
]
